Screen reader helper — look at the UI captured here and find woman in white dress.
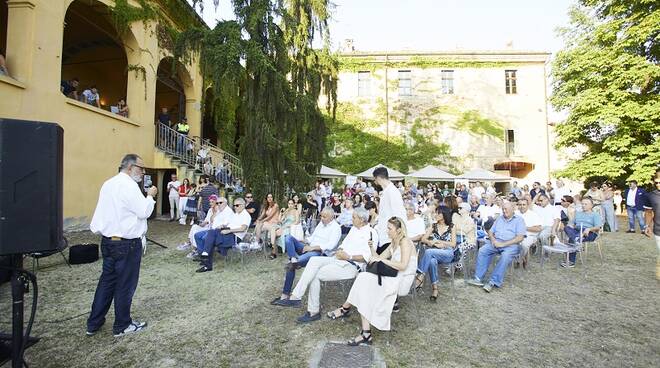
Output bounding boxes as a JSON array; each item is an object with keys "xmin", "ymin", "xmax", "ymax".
[{"xmin": 326, "ymin": 216, "xmax": 414, "ymax": 346}]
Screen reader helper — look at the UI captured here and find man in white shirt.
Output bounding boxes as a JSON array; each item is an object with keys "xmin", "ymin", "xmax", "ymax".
[
  {"xmin": 516, "ymin": 199, "xmax": 542, "ymax": 267},
  {"xmin": 373, "ymin": 167, "xmax": 406, "ymax": 247},
  {"xmin": 365, "ymin": 182, "xmax": 376, "ymax": 197},
  {"xmin": 87, "ymin": 154, "xmax": 157, "ymax": 338},
  {"xmin": 271, "ymin": 207, "xmax": 342, "ymax": 305},
  {"xmin": 196, "ymin": 198, "xmax": 252, "ymax": 272},
  {"xmin": 404, "ymin": 204, "xmax": 426, "ymax": 243},
  {"xmin": 193, "ymin": 197, "xmax": 234, "ymax": 257},
  {"xmin": 472, "ymin": 182, "xmax": 486, "ymax": 198},
  {"xmin": 167, "ymin": 173, "xmax": 181, "ymax": 221},
  {"xmin": 277, "ymin": 208, "xmax": 378, "ymax": 323},
  {"xmin": 553, "ymin": 179, "xmax": 572, "ymax": 206},
  {"xmin": 82, "ymin": 85, "xmax": 101, "ymax": 108},
  {"xmin": 477, "ymin": 194, "xmax": 502, "ymax": 228},
  {"xmin": 532, "ymin": 194, "xmax": 561, "ymax": 246}
]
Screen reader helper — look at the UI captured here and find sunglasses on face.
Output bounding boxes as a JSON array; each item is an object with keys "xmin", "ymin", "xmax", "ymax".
[
  {"xmin": 246, "ymin": 196, "xmax": 252, "ymax": 198},
  {"xmin": 234, "ymin": 204, "xmax": 242, "ymax": 207}
]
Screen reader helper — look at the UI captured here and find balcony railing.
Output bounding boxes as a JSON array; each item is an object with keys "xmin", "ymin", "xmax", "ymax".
[{"xmin": 156, "ymin": 123, "xmax": 244, "ymax": 186}]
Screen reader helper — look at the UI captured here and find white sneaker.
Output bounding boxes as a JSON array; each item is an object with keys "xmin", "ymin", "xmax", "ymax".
[
  {"xmin": 201, "ymin": 251, "xmax": 208, "ymax": 256},
  {"xmin": 176, "ymin": 243, "xmax": 190, "ymax": 251},
  {"xmin": 113, "ymin": 321, "xmax": 147, "ymax": 337},
  {"xmin": 185, "ymin": 251, "xmax": 196, "ymax": 259}
]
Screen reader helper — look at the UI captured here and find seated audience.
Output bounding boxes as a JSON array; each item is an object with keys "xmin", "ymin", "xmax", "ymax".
[
  {"xmin": 178, "ymin": 194, "xmax": 219, "ymax": 256},
  {"xmin": 516, "ymin": 198, "xmax": 542, "ymax": 268},
  {"xmin": 60, "ymin": 77, "xmax": 80, "ymax": 99},
  {"xmin": 467, "ymin": 201, "xmax": 525, "ymax": 292},
  {"xmin": 269, "ymin": 199, "xmax": 301, "ymax": 256},
  {"xmin": 414, "ymin": 206, "xmax": 456, "ymax": 301},
  {"xmin": 82, "ymin": 85, "xmax": 101, "ymax": 108},
  {"xmin": 326, "ymin": 217, "xmax": 414, "ymax": 345},
  {"xmin": 337, "ymin": 198, "xmax": 355, "ymax": 234},
  {"xmin": 532, "ymin": 194, "xmax": 561, "ymax": 246},
  {"xmin": 193, "ymin": 196, "xmax": 233, "ymax": 255},
  {"xmin": 196, "ymin": 198, "xmax": 251, "ymax": 272},
  {"xmin": 562, "ymin": 197, "xmax": 602, "ymax": 268},
  {"xmin": 255, "ymin": 193, "xmax": 280, "ymax": 256},
  {"xmin": 275, "ymin": 208, "xmax": 378, "ymax": 324},
  {"xmin": 404, "ymin": 204, "xmax": 426, "ymax": 243},
  {"xmin": 271, "ymin": 208, "xmax": 341, "ymax": 305},
  {"xmin": 476, "ymin": 194, "xmax": 502, "ymax": 229}
]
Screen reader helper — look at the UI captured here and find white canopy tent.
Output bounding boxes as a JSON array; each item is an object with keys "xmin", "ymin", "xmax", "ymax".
[
  {"xmin": 318, "ymin": 165, "xmax": 347, "ymax": 179},
  {"xmin": 408, "ymin": 165, "xmax": 456, "ymax": 181},
  {"xmin": 458, "ymin": 168, "xmax": 511, "ymax": 182},
  {"xmin": 354, "ymin": 164, "xmax": 406, "ymax": 180}
]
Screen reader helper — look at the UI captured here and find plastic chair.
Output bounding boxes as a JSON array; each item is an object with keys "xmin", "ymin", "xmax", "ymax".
[
  {"xmin": 581, "ymin": 226, "xmax": 603, "ymax": 265},
  {"xmin": 540, "ymin": 226, "xmax": 585, "ymax": 270}
]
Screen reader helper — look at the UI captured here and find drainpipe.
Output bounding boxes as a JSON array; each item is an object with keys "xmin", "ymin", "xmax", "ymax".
[{"xmin": 385, "ymin": 53, "xmax": 389, "ymax": 143}]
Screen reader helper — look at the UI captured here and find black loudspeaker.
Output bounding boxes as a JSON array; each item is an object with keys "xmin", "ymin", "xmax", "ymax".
[{"xmin": 0, "ymin": 119, "xmax": 64, "ymax": 255}]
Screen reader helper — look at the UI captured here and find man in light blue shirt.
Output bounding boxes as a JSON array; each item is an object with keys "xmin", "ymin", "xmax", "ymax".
[{"xmin": 468, "ymin": 201, "xmax": 526, "ymax": 292}]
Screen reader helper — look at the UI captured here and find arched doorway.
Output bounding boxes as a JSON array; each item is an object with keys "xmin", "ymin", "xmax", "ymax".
[
  {"xmin": 201, "ymin": 89, "xmax": 218, "ymax": 145},
  {"xmin": 61, "ymin": 0, "xmax": 128, "ymax": 111},
  {"xmin": 155, "ymin": 57, "xmax": 187, "ymax": 128}
]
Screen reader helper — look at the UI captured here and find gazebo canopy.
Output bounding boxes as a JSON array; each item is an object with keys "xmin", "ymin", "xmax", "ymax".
[
  {"xmin": 408, "ymin": 165, "xmax": 456, "ymax": 181},
  {"xmin": 318, "ymin": 165, "xmax": 347, "ymax": 178},
  {"xmin": 354, "ymin": 164, "xmax": 406, "ymax": 180},
  {"xmin": 458, "ymin": 168, "xmax": 511, "ymax": 181}
]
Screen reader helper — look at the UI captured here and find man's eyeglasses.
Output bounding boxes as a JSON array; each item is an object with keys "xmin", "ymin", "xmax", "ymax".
[
  {"xmin": 245, "ymin": 196, "xmax": 252, "ymax": 198},
  {"xmin": 132, "ymin": 164, "xmax": 145, "ymax": 171},
  {"xmin": 233, "ymin": 204, "xmax": 242, "ymax": 207}
]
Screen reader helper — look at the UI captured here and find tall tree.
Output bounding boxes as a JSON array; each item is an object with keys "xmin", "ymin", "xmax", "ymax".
[
  {"xmin": 178, "ymin": 0, "xmax": 337, "ymax": 198},
  {"xmin": 551, "ymin": 0, "xmax": 660, "ymax": 184}
]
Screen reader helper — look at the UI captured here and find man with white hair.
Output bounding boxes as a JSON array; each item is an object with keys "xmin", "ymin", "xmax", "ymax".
[
  {"xmin": 532, "ymin": 194, "xmax": 560, "ymax": 246},
  {"xmin": 276, "ymin": 207, "xmax": 378, "ymax": 323},
  {"xmin": 271, "ymin": 207, "xmax": 341, "ymax": 306},
  {"xmin": 468, "ymin": 201, "xmax": 525, "ymax": 292}
]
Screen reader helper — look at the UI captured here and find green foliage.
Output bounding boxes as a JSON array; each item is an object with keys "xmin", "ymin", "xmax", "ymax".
[
  {"xmin": 110, "ymin": 0, "xmax": 157, "ymax": 35},
  {"xmin": 454, "ymin": 110, "xmax": 505, "ymax": 140},
  {"xmin": 325, "ymin": 102, "xmax": 450, "ymax": 174},
  {"xmin": 551, "ymin": 0, "xmax": 660, "ymax": 184},
  {"xmin": 174, "ymin": 0, "xmax": 338, "ymax": 199},
  {"xmin": 338, "ymin": 55, "xmax": 518, "ymax": 72}
]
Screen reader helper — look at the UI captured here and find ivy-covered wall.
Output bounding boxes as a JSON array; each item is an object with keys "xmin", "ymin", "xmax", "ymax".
[{"xmin": 331, "ymin": 53, "xmax": 552, "ymax": 180}]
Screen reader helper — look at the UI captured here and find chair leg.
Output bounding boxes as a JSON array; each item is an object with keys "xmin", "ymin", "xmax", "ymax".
[
  {"xmin": 449, "ymin": 265, "xmax": 456, "ymax": 301},
  {"xmin": 597, "ymin": 242, "xmax": 604, "ymax": 265}
]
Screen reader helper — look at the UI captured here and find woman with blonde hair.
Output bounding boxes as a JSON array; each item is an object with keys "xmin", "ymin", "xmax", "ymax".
[
  {"xmin": 269, "ymin": 198, "xmax": 302, "ymax": 257},
  {"xmin": 326, "ymin": 217, "xmax": 415, "ymax": 346}
]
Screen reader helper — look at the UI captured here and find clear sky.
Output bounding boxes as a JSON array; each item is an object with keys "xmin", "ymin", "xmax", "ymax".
[{"xmin": 188, "ymin": 0, "xmax": 576, "ymax": 54}]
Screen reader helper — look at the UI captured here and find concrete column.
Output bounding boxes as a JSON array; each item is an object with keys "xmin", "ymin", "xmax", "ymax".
[{"xmin": 5, "ymin": 0, "xmax": 37, "ymax": 83}]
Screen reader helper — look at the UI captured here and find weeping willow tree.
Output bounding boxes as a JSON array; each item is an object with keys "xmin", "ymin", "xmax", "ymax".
[{"xmin": 177, "ymin": 0, "xmax": 337, "ymax": 198}]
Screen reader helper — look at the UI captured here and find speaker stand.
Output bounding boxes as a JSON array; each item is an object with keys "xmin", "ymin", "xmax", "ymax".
[{"xmin": 0, "ymin": 255, "xmax": 39, "ymax": 368}]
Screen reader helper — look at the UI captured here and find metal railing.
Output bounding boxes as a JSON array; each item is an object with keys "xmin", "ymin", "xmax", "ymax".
[{"xmin": 155, "ymin": 123, "xmax": 244, "ymax": 185}]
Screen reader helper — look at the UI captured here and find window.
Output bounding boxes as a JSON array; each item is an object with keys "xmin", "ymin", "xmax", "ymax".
[
  {"xmin": 441, "ymin": 70, "xmax": 454, "ymax": 94},
  {"xmin": 357, "ymin": 71, "xmax": 370, "ymax": 96},
  {"xmin": 505, "ymin": 70, "xmax": 517, "ymax": 94},
  {"xmin": 398, "ymin": 70, "xmax": 412, "ymax": 96},
  {"xmin": 506, "ymin": 129, "xmax": 515, "ymax": 155}
]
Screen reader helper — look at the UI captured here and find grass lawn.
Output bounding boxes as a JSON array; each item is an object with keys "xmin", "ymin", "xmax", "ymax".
[{"xmin": 1, "ymin": 219, "xmax": 658, "ymax": 367}]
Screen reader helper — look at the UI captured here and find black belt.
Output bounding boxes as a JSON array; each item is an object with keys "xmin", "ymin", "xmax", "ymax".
[{"xmin": 102, "ymin": 236, "xmax": 139, "ymax": 241}]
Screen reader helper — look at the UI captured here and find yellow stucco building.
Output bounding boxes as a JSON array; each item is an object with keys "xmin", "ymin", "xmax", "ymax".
[{"xmin": 0, "ymin": 0, "xmax": 224, "ymax": 229}]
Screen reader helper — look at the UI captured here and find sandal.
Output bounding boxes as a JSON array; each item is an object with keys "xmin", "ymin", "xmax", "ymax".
[
  {"xmin": 326, "ymin": 305, "xmax": 351, "ymax": 320},
  {"xmin": 430, "ymin": 285, "xmax": 439, "ymax": 302},
  {"xmin": 414, "ymin": 274, "xmax": 425, "ymax": 292},
  {"xmin": 269, "ymin": 253, "xmax": 277, "ymax": 260},
  {"xmin": 347, "ymin": 330, "xmax": 372, "ymax": 346}
]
